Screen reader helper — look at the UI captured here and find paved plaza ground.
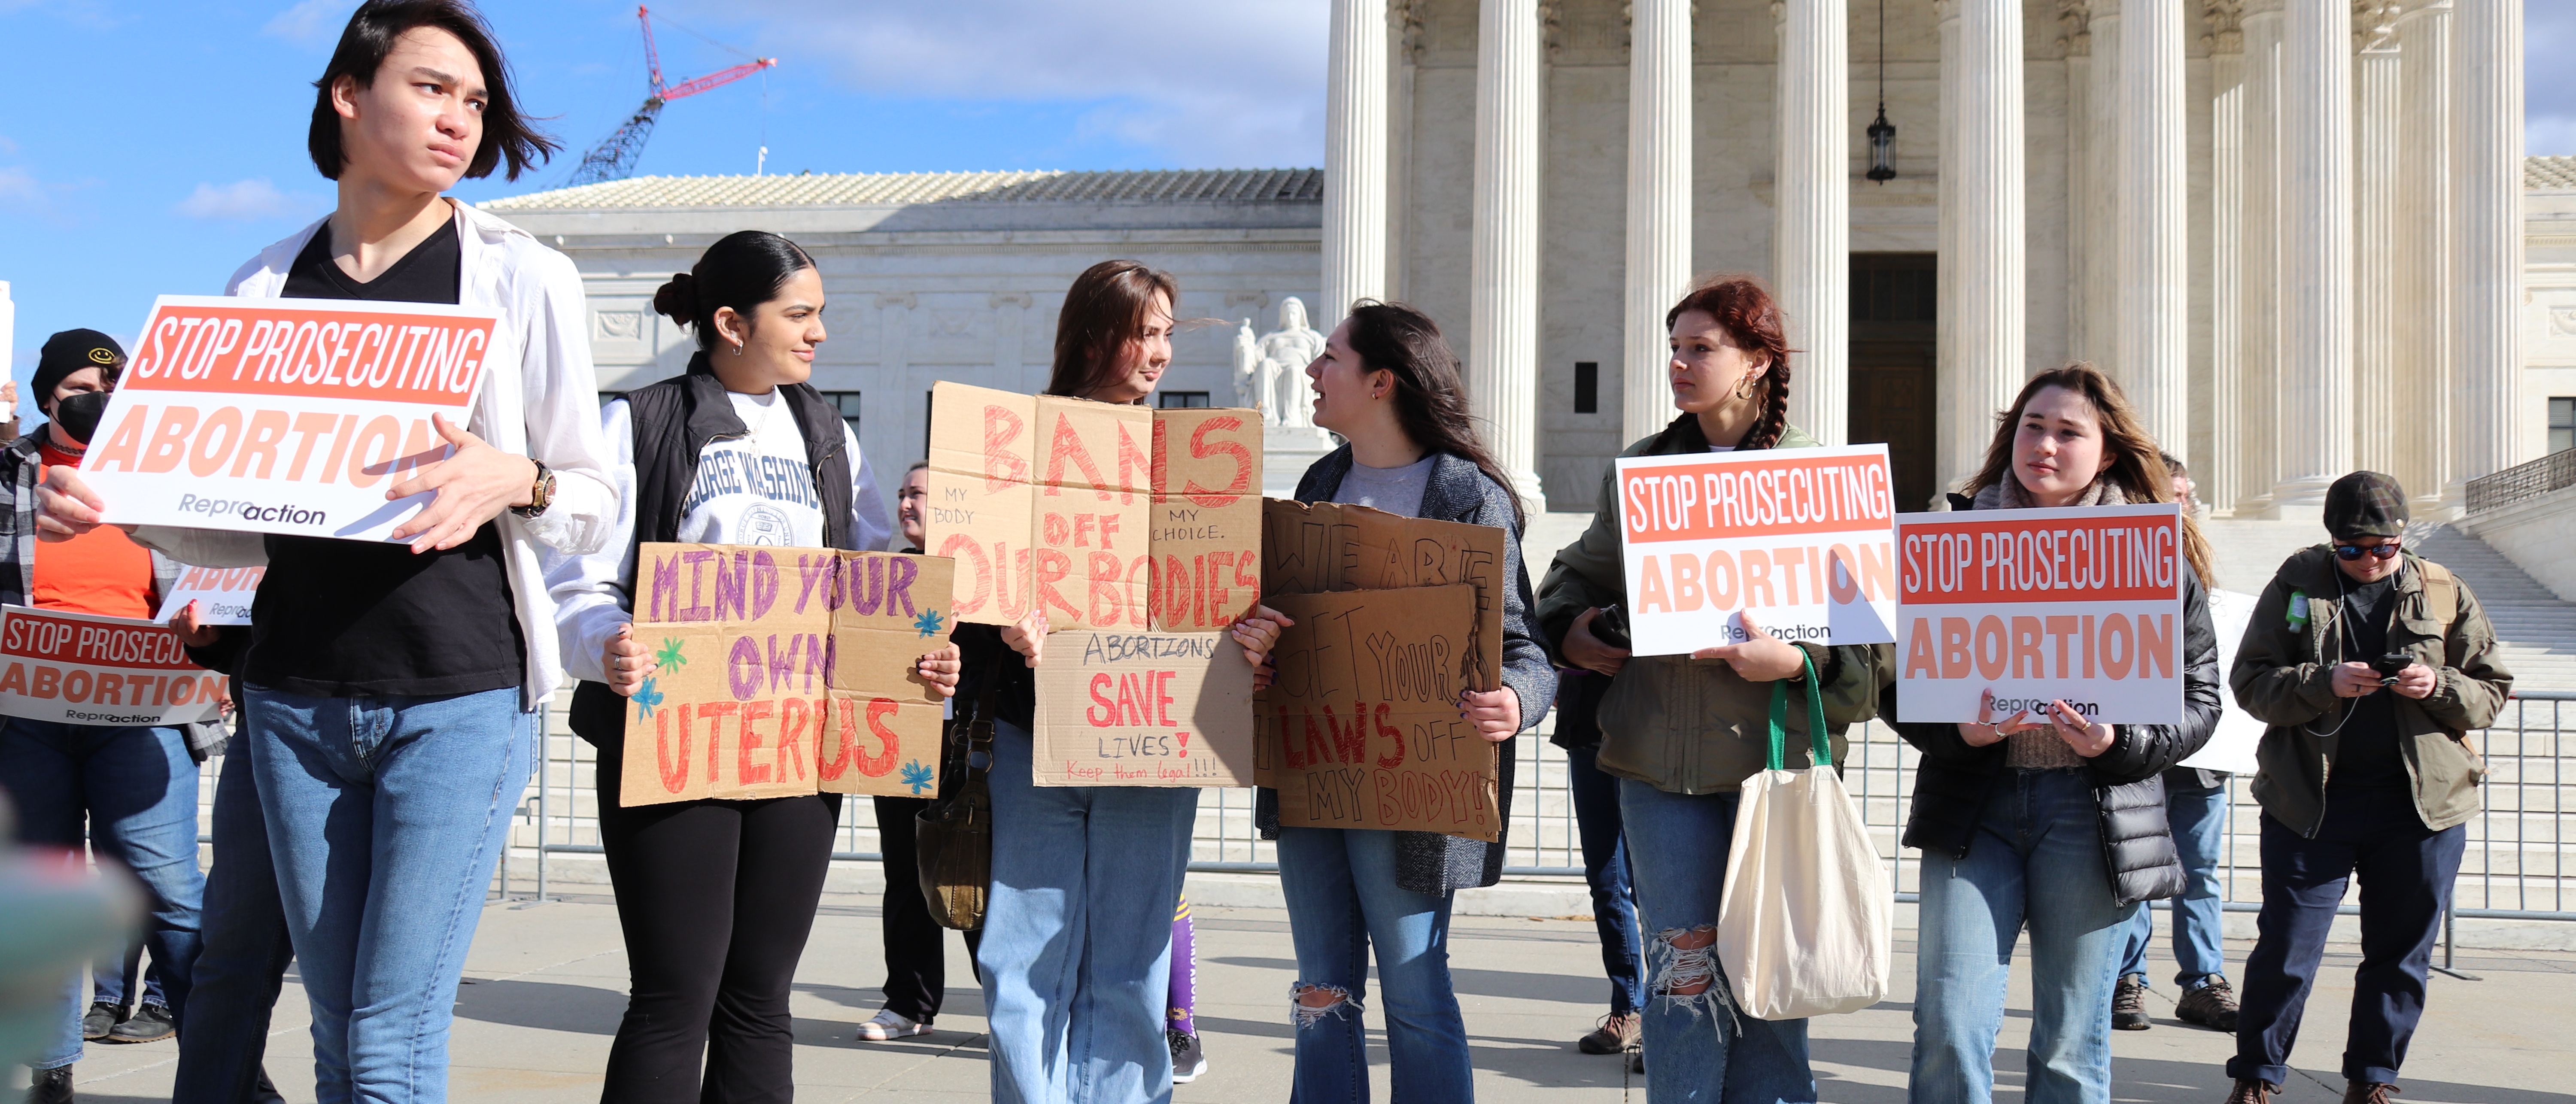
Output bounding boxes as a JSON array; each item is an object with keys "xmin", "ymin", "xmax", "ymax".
[{"xmin": 43, "ymin": 879, "xmax": 2576, "ymax": 1104}]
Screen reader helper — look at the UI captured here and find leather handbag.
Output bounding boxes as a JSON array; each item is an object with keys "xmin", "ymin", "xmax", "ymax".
[{"xmin": 914, "ymin": 681, "xmax": 996, "ymax": 931}]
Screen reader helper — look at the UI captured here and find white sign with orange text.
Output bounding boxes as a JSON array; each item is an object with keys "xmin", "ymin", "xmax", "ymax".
[
  {"xmin": 1894, "ymin": 504, "xmax": 2186, "ymax": 725},
  {"xmin": 0, "ymin": 605, "xmax": 224, "ymax": 727},
  {"xmin": 77, "ymin": 296, "xmax": 499, "ymax": 543},
  {"xmin": 1613, "ymin": 444, "xmax": 1899, "ymax": 656},
  {"xmin": 155, "ymin": 566, "xmax": 267, "ymax": 627}
]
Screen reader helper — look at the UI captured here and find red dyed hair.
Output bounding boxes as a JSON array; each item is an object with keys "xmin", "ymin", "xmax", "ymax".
[{"xmin": 1663, "ymin": 276, "xmax": 1796, "ymax": 451}]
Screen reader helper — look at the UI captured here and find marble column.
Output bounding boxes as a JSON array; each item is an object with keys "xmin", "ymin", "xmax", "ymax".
[
  {"xmin": 2117, "ymin": 0, "xmax": 2188, "ymax": 448},
  {"xmin": 2084, "ymin": 2, "xmax": 2121, "ymax": 365},
  {"xmin": 1467, "ymin": 0, "xmax": 1544, "ymax": 503},
  {"xmin": 1774, "ymin": 0, "xmax": 1849, "ymax": 444},
  {"xmin": 2353, "ymin": 2, "xmax": 2404, "ymax": 476},
  {"xmin": 2059, "ymin": 3, "xmax": 2093, "ymax": 356},
  {"xmin": 1322, "ymin": 0, "xmax": 1389, "ymax": 333},
  {"xmin": 2395, "ymin": 0, "xmax": 2452, "ymax": 508},
  {"xmin": 1622, "ymin": 0, "xmax": 1693, "ymax": 444},
  {"xmin": 2272, "ymin": 0, "xmax": 2354, "ymax": 516},
  {"xmin": 1939, "ymin": 0, "xmax": 2027, "ymax": 487},
  {"xmin": 2449, "ymin": 0, "xmax": 2522, "ymax": 501},
  {"xmin": 2239, "ymin": 0, "xmax": 2284, "ymax": 513},
  {"xmin": 2207, "ymin": 0, "xmax": 2245, "ymax": 512}
]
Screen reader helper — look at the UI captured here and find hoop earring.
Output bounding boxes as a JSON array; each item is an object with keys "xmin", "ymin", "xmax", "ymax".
[{"xmin": 1735, "ymin": 373, "xmax": 1760, "ymax": 401}]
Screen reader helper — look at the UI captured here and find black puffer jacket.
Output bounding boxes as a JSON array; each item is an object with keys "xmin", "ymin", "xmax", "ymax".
[{"xmin": 1880, "ymin": 494, "xmax": 2222, "ymax": 907}]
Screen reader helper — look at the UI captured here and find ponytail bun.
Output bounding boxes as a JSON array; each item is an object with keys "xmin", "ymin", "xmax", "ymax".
[{"xmin": 652, "ymin": 273, "xmax": 698, "ymax": 329}]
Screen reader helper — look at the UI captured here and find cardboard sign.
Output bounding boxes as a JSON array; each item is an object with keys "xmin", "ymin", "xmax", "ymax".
[
  {"xmin": 1894, "ymin": 504, "xmax": 2186, "ymax": 724},
  {"xmin": 1031, "ymin": 631, "xmax": 1258, "ymax": 787},
  {"xmin": 1255, "ymin": 585, "xmax": 1500, "ymax": 841},
  {"xmin": 154, "ymin": 566, "xmax": 267, "ymax": 626},
  {"xmin": 79, "ymin": 296, "xmax": 500, "ymax": 542},
  {"xmin": 921, "ymin": 381, "xmax": 1264, "ymax": 633},
  {"xmin": 0, "ymin": 605, "xmax": 223, "ymax": 726},
  {"xmin": 1259, "ymin": 498, "xmax": 1508, "ymax": 691},
  {"xmin": 2178, "ymin": 588, "xmax": 2262, "ymax": 774},
  {"xmin": 618, "ymin": 543, "xmax": 956, "ymax": 807},
  {"xmin": 1613, "ymin": 444, "xmax": 1899, "ymax": 655}
]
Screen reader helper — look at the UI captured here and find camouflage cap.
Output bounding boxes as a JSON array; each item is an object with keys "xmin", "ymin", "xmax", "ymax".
[{"xmin": 2324, "ymin": 470, "xmax": 2409, "ymax": 540}]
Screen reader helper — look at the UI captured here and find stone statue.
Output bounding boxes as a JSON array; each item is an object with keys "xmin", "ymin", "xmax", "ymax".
[
  {"xmin": 1252, "ymin": 297, "xmax": 1325, "ymax": 428},
  {"xmin": 1233, "ymin": 318, "xmax": 1265, "ymax": 412}
]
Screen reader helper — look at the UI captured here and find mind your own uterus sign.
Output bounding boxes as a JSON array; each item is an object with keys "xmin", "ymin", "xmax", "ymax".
[{"xmin": 1613, "ymin": 444, "xmax": 1899, "ymax": 656}]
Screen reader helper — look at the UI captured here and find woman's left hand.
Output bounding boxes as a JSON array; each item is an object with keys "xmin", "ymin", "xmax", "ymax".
[
  {"xmin": 385, "ymin": 414, "xmax": 540, "ymax": 553},
  {"xmin": 1232, "ymin": 605, "xmax": 1294, "ymax": 691},
  {"xmin": 916, "ymin": 643, "xmax": 962, "ymax": 699},
  {"xmin": 2045, "ymin": 699, "xmax": 2116, "ymax": 758},
  {"xmin": 1689, "ymin": 610, "xmax": 1807, "ymax": 682},
  {"xmin": 1460, "ymin": 688, "xmax": 1520, "ymax": 743}
]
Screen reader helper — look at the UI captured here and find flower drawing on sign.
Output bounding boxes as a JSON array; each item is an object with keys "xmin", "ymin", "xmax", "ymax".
[
  {"xmin": 656, "ymin": 638, "xmax": 688, "ymax": 670},
  {"xmin": 900, "ymin": 760, "xmax": 935, "ymax": 795},
  {"xmin": 914, "ymin": 609, "xmax": 946, "ymax": 638},
  {"xmin": 632, "ymin": 677, "xmax": 665, "ymax": 719}
]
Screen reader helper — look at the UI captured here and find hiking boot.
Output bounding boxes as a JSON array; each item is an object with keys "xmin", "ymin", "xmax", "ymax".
[
  {"xmin": 80, "ymin": 1000, "xmax": 121, "ymax": 1040},
  {"xmin": 106, "ymin": 1002, "xmax": 175, "ymax": 1043},
  {"xmin": 2177, "ymin": 975, "xmax": 2241, "ymax": 1032},
  {"xmin": 1578, "ymin": 1012, "xmax": 1640, "ymax": 1055},
  {"xmin": 2342, "ymin": 1083, "xmax": 2401, "ymax": 1104},
  {"xmin": 26, "ymin": 1064, "xmax": 71, "ymax": 1104},
  {"xmin": 2225, "ymin": 1079, "xmax": 2275, "ymax": 1104},
  {"xmin": 2112, "ymin": 972, "xmax": 2152, "ymax": 1031},
  {"xmin": 1168, "ymin": 1029, "xmax": 1207, "ymax": 1084}
]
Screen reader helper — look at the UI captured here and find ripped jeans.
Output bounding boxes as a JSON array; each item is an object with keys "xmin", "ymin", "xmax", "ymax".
[
  {"xmin": 1618, "ymin": 779, "xmax": 1817, "ymax": 1104},
  {"xmin": 1275, "ymin": 826, "xmax": 1473, "ymax": 1104}
]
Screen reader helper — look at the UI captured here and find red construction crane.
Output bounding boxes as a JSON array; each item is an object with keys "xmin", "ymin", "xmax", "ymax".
[{"xmin": 566, "ymin": 6, "xmax": 776, "ymax": 187}]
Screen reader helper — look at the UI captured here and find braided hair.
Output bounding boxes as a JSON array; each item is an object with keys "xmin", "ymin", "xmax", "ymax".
[{"xmin": 1663, "ymin": 276, "xmax": 1794, "ymax": 451}]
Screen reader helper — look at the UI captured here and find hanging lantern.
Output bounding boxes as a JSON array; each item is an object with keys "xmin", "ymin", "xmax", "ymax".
[{"xmin": 1867, "ymin": 107, "xmax": 1897, "ymax": 182}]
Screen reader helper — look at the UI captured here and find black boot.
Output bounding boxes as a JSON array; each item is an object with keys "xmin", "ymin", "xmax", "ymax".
[{"xmin": 26, "ymin": 1064, "xmax": 71, "ymax": 1104}]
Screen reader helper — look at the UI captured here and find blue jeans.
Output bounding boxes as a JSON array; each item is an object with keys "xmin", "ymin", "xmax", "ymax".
[
  {"xmin": 91, "ymin": 946, "xmax": 164, "ymax": 1010},
  {"xmin": 977, "ymin": 718, "xmax": 1198, "ymax": 1104},
  {"xmin": 245, "ymin": 685, "xmax": 533, "ymax": 1104},
  {"xmin": 1276, "ymin": 826, "xmax": 1471, "ymax": 1104},
  {"xmin": 1912, "ymin": 769, "xmax": 2132, "ymax": 1104},
  {"xmin": 1618, "ymin": 779, "xmax": 1816, "ymax": 1104},
  {"xmin": 1565, "ymin": 743, "xmax": 1644, "ymax": 1017},
  {"xmin": 2118, "ymin": 777, "xmax": 2229, "ymax": 989},
  {"xmin": 0, "ymin": 719, "xmax": 205, "ymax": 1071},
  {"xmin": 175, "ymin": 733, "xmax": 296, "ymax": 1104}
]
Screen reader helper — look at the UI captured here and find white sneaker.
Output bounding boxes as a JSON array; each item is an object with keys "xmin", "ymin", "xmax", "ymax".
[{"xmin": 855, "ymin": 1008, "xmax": 931, "ymax": 1041}]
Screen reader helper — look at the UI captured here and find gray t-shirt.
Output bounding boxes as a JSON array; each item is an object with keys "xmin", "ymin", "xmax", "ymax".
[{"xmin": 1331, "ymin": 453, "xmax": 1437, "ymax": 518}]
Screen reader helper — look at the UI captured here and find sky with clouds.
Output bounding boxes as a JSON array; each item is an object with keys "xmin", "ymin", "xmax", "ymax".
[{"xmin": 0, "ymin": 0, "xmax": 2567, "ymax": 397}]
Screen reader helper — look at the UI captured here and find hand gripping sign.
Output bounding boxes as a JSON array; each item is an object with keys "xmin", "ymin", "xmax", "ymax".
[
  {"xmin": 155, "ymin": 566, "xmax": 267, "ymax": 627},
  {"xmin": 922, "ymin": 381, "xmax": 1264, "ymax": 633},
  {"xmin": 618, "ymin": 543, "xmax": 956, "ymax": 807},
  {"xmin": 0, "ymin": 606, "xmax": 224, "ymax": 727},
  {"xmin": 79, "ymin": 296, "xmax": 500, "ymax": 542},
  {"xmin": 1613, "ymin": 444, "xmax": 1900, "ymax": 656},
  {"xmin": 1893, "ymin": 503, "xmax": 2186, "ymax": 724}
]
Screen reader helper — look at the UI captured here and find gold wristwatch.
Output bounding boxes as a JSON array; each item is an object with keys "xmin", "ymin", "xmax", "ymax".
[{"xmin": 510, "ymin": 459, "xmax": 556, "ymax": 519}]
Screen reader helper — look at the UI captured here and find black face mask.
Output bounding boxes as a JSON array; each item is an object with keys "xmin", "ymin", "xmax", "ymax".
[{"xmin": 49, "ymin": 391, "xmax": 111, "ymax": 447}]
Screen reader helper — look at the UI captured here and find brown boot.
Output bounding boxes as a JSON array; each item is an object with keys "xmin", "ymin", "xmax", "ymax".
[
  {"xmin": 2224, "ymin": 1078, "xmax": 2275, "ymax": 1104},
  {"xmin": 2176, "ymin": 975, "xmax": 2241, "ymax": 1032},
  {"xmin": 2342, "ymin": 1083, "xmax": 2401, "ymax": 1104},
  {"xmin": 2113, "ymin": 972, "xmax": 2152, "ymax": 1030}
]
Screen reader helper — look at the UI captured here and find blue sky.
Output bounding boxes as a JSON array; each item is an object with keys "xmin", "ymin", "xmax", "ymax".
[{"xmin": 0, "ymin": 0, "xmax": 2569, "ymax": 405}]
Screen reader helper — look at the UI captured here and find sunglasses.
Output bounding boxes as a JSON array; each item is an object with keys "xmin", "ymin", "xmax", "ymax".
[{"xmin": 2333, "ymin": 542, "xmax": 2402, "ymax": 561}]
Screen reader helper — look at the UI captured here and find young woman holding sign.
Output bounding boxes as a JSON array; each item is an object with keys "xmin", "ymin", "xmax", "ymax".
[
  {"xmin": 954, "ymin": 259, "xmax": 1288, "ymax": 1104},
  {"xmin": 1887, "ymin": 363, "xmax": 2219, "ymax": 1104},
  {"xmin": 1534, "ymin": 276, "xmax": 1888, "ymax": 1101},
  {"xmin": 1259, "ymin": 299, "xmax": 1554, "ymax": 1102},
  {"xmin": 545, "ymin": 230, "xmax": 960, "ymax": 1101}
]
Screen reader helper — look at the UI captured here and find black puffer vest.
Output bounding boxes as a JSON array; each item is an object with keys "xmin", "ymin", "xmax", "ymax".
[{"xmin": 568, "ymin": 352, "xmax": 858, "ymax": 746}]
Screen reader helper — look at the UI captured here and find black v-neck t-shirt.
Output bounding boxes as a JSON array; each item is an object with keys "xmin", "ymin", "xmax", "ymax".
[{"xmin": 243, "ymin": 215, "xmax": 526, "ymax": 698}]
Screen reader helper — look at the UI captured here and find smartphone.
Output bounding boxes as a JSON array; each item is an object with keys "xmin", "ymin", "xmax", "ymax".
[
  {"xmin": 1590, "ymin": 604, "xmax": 1632, "ymax": 651},
  {"xmin": 2372, "ymin": 652, "xmax": 2412, "ymax": 685}
]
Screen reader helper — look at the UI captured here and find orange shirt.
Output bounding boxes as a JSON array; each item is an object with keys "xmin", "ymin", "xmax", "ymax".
[{"xmin": 31, "ymin": 441, "xmax": 155, "ymax": 619}]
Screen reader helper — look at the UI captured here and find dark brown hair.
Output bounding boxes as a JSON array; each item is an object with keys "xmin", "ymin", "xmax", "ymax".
[
  {"xmin": 308, "ymin": 0, "xmax": 558, "ymax": 182},
  {"xmin": 1341, "ymin": 300, "xmax": 1525, "ymax": 532},
  {"xmin": 651, "ymin": 231, "xmax": 817, "ymax": 352},
  {"xmin": 1964, "ymin": 363, "xmax": 2216, "ymax": 584},
  {"xmin": 1664, "ymin": 276, "xmax": 1794, "ymax": 451},
  {"xmin": 1046, "ymin": 260, "xmax": 1180, "ymax": 400}
]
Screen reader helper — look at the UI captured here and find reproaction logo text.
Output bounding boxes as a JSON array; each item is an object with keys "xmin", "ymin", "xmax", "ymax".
[{"xmin": 176, "ymin": 494, "xmax": 326, "ymax": 527}]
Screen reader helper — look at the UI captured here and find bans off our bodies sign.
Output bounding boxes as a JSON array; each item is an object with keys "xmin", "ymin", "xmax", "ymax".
[
  {"xmin": 1894, "ymin": 504, "xmax": 2187, "ymax": 724},
  {"xmin": 619, "ymin": 543, "xmax": 956, "ymax": 807},
  {"xmin": 1614, "ymin": 444, "xmax": 1899, "ymax": 656},
  {"xmin": 0, "ymin": 605, "xmax": 223, "ymax": 727},
  {"xmin": 922, "ymin": 382, "xmax": 1264, "ymax": 633},
  {"xmin": 80, "ymin": 297, "xmax": 498, "ymax": 542}
]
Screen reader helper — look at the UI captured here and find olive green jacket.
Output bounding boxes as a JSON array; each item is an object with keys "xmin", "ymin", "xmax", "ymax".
[
  {"xmin": 1534, "ymin": 417, "xmax": 1891, "ymax": 795},
  {"xmin": 2230, "ymin": 547, "xmax": 2511, "ymax": 834}
]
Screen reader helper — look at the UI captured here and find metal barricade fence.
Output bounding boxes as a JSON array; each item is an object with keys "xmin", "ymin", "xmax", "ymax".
[{"xmin": 194, "ymin": 691, "xmax": 2576, "ymax": 923}]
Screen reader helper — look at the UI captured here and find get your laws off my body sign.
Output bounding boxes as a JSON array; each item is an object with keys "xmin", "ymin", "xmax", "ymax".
[
  {"xmin": 1894, "ymin": 503, "xmax": 2187, "ymax": 724},
  {"xmin": 79, "ymin": 297, "xmax": 498, "ymax": 542},
  {"xmin": 1614, "ymin": 444, "xmax": 1899, "ymax": 655}
]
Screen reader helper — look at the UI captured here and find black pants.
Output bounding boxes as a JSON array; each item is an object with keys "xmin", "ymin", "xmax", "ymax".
[
  {"xmin": 598, "ymin": 751, "xmax": 840, "ymax": 1104},
  {"xmin": 2228, "ymin": 792, "xmax": 2466, "ymax": 1087},
  {"xmin": 871, "ymin": 795, "xmax": 981, "ymax": 1022}
]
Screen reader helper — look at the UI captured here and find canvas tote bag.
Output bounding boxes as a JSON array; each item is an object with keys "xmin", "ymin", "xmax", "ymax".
[{"xmin": 1713, "ymin": 654, "xmax": 1893, "ymax": 1020}]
